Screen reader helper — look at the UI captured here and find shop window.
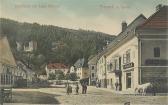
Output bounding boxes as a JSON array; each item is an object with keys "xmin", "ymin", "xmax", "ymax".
[{"xmin": 154, "ymin": 47, "xmax": 160, "ymax": 57}]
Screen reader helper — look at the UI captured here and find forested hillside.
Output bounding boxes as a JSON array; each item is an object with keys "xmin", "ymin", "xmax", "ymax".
[{"xmin": 0, "ymin": 18, "xmax": 115, "ymax": 74}]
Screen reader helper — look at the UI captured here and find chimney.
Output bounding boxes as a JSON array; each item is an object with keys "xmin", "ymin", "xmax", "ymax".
[
  {"xmin": 122, "ymin": 21, "xmax": 127, "ymax": 32},
  {"xmin": 156, "ymin": 4, "xmax": 162, "ymax": 11}
]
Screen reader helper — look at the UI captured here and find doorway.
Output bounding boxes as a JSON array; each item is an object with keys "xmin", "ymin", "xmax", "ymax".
[{"xmin": 126, "ymin": 72, "xmax": 131, "ymax": 89}]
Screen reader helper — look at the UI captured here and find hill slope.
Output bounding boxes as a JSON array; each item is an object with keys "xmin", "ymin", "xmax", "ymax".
[{"xmin": 0, "ymin": 18, "xmax": 116, "ymax": 73}]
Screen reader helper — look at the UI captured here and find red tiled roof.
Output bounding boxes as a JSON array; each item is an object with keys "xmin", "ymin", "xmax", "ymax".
[
  {"xmin": 138, "ymin": 6, "xmax": 168, "ymax": 29},
  {"xmin": 47, "ymin": 63, "xmax": 69, "ymax": 69}
]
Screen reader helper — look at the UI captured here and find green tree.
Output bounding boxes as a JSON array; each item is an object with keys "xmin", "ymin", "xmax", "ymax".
[
  {"xmin": 55, "ymin": 70, "xmax": 65, "ymax": 80},
  {"xmin": 68, "ymin": 73, "xmax": 78, "ymax": 81},
  {"xmin": 48, "ymin": 73, "xmax": 56, "ymax": 80}
]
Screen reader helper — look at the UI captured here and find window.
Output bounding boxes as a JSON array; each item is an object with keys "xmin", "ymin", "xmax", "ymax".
[
  {"xmin": 114, "ymin": 59, "xmax": 119, "ymax": 70},
  {"xmin": 126, "ymin": 50, "xmax": 131, "ymax": 63},
  {"xmin": 92, "ymin": 73, "xmax": 94, "ymax": 77},
  {"xmin": 123, "ymin": 50, "xmax": 131, "ymax": 64},
  {"xmin": 110, "ymin": 63, "xmax": 113, "ymax": 70},
  {"xmin": 92, "ymin": 66, "xmax": 94, "ymax": 70},
  {"xmin": 154, "ymin": 47, "xmax": 160, "ymax": 57},
  {"xmin": 123, "ymin": 54, "xmax": 127, "ymax": 64}
]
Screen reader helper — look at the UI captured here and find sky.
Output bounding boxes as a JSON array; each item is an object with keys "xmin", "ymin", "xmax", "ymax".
[{"xmin": 0, "ymin": 0, "xmax": 167, "ymax": 35}]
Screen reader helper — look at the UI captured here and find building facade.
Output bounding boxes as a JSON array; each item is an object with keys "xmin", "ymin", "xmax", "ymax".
[
  {"xmin": 88, "ymin": 55, "xmax": 97, "ymax": 85},
  {"xmin": 74, "ymin": 58, "xmax": 89, "ymax": 80},
  {"xmin": 76, "ymin": 67, "xmax": 89, "ymax": 79},
  {"xmin": 97, "ymin": 54, "xmax": 107, "ymax": 88},
  {"xmin": 96, "ymin": 5, "xmax": 168, "ymax": 92},
  {"xmin": 45, "ymin": 63, "xmax": 69, "ymax": 79}
]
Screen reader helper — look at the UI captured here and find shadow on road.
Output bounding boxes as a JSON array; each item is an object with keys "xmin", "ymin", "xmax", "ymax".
[{"xmin": 12, "ymin": 91, "xmax": 60, "ymax": 104}]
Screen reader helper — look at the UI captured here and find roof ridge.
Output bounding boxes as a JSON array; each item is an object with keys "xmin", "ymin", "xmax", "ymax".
[{"xmin": 137, "ymin": 5, "xmax": 168, "ymax": 29}]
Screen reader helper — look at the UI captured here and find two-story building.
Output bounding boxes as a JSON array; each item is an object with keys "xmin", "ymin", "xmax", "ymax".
[
  {"xmin": 45, "ymin": 63, "xmax": 69, "ymax": 79},
  {"xmin": 135, "ymin": 5, "xmax": 168, "ymax": 92},
  {"xmin": 104, "ymin": 14, "xmax": 146, "ymax": 91},
  {"xmin": 101, "ymin": 5, "xmax": 168, "ymax": 92}
]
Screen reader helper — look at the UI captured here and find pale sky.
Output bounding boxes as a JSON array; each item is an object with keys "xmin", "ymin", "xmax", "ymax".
[{"xmin": 0, "ymin": 0, "xmax": 167, "ymax": 35}]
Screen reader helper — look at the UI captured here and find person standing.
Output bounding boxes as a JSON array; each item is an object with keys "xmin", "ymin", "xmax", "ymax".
[
  {"xmin": 75, "ymin": 83, "xmax": 79, "ymax": 94},
  {"xmin": 84, "ymin": 82, "xmax": 88, "ymax": 94},
  {"xmin": 66, "ymin": 83, "xmax": 70, "ymax": 95},
  {"xmin": 115, "ymin": 82, "xmax": 118, "ymax": 91},
  {"xmin": 82, "ymin": 82, "xmax": 85, "ymax": 94}
]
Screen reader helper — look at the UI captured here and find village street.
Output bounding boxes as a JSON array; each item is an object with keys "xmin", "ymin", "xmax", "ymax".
[{"xmin": 4, "ymin": 86, "xmax": 168, "ymax": 105}]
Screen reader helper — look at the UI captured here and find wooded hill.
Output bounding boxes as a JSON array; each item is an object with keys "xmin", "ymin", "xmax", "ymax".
[{"xmin": 0, "ymin": 18, "xmax": 116, "ymax": 74}]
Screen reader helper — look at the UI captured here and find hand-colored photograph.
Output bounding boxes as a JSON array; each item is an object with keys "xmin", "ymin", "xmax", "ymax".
[{"xmin": 0, "ymin": 0, "xmax": 168, "ymax": 105}]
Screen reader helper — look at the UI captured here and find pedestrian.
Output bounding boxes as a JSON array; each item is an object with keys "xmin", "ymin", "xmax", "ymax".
[
  {"xmin": 66, "ymin": 83, "xmax": 72, "ymax": 95},
  {"xmin": 115, "ymin": 82, "xmax": 118, "ymax": 91},
  {"xmin": 75, "ymin": 83, "xmax": 79, "ymax": 94},
  {"xmin": 84, "ymin": 82, "xmax": 88, "ymax": 94},
  {"xmin": 99, "ymin": 81, "xmax": 101, "ymax": 88},
  {"xmin": 82, "ymin": 82, "xmax": 85, "ymax": 94}
]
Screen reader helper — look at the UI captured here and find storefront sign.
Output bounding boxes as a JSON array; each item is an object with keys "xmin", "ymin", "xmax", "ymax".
[{"xmin": 123, "ymin": 62, "xmax": 134, "ymax": 69}]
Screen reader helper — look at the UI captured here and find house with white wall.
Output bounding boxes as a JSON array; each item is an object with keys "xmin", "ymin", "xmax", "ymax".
[
  {"xmin": 70, "ymin": 66, "xmax": 75, "ymax": 73},
  {"xmin": 74, "ymin": 58, "xmax": 89, "ymax": 80},
  {"xmin": 97, "ymin": 5, "xmax": 168, "ymax": 92},
  {"xmin": 45, "ymin": 63, "xmax": 69, "ymax": 79},
  {"xmin": 97, "ymin": 52, "xmax": 107, "ymax": 88}
]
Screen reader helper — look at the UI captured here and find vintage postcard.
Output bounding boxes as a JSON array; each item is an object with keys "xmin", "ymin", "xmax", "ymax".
[{"xmin": 0, "ymin": 0, "xmax": 168, "ymax": 105}]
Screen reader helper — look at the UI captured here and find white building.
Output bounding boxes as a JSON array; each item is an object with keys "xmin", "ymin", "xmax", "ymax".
[
  {"xmin": 45, "ymin": 63, "xmax": 69, "ymax": 79},
  {"xmin": 97, "ymin": 53, "xmax": 107, "ymax": 88},
  {"xmin": 97, "ymin": 5, "xmax": 168, "ymax": 92},
  {"xmin": 74, "ymin": 58, "xmax": 89, "ymax": 80},
  {"xmin": 70, "ymin": 66, "xmax": 75, "ymax": 73},
  {"xmin": 24, "ymin": 40, "xmax": 37, "ymax": 52}
]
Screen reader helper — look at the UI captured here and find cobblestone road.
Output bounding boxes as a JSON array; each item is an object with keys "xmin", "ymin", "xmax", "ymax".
[{"xmin": 5, "ymin": 86, "xmax": 168, "ymax": 105}]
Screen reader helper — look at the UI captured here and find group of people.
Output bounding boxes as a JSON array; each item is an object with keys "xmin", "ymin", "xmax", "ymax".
[{"xmin": 66, "ymin": 82, "xmax": 88, "ymax": 95}]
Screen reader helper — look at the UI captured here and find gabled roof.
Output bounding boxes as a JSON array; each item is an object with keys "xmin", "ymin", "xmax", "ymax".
[
  {"xmin": 138, "ymin": 5, "xmax": 168, "ymax": 29},
  {"xmin": 74, "ymin": 58, "xmax": 85, "ymax": 68},
  {"xmin": 0, "ymin": 36, "xmax": 17, "ymax": 66},
  {"xmin": 47, "ymin": 63, "xmax": 69, "ymax": 69},
  {"xmin": 103, "ymin": 14, "xmax": 146, "ymax": 56},
  {"xmin": 17, "ymin": 61, "xmax": 34, "ymax": 74},
  {"xmin": 88, "ymin": 55, "xmax": 98, "ymax": 65}
]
